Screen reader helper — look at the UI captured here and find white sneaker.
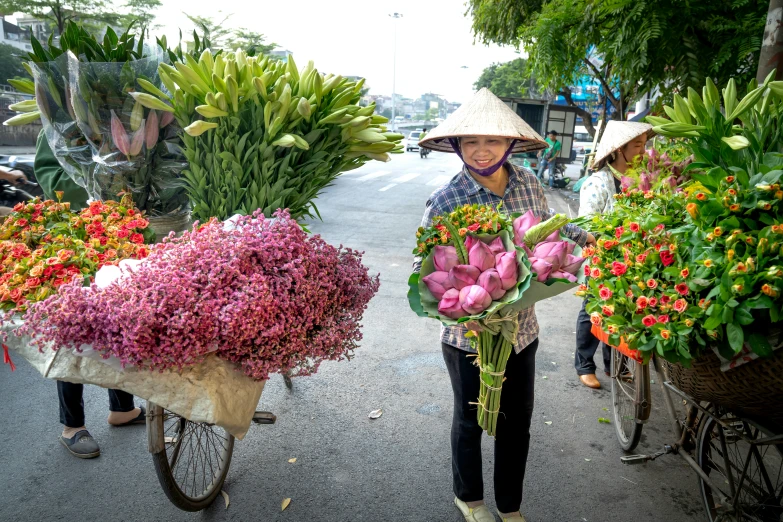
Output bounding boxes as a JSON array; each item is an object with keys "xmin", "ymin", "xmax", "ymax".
[
  {"xmin": 454, "ymin": 497, "xmax": 496, "ymax": 522},
  {"xmin": 497, "ymin": 509, "xmax": 527, "ymax": 522}
]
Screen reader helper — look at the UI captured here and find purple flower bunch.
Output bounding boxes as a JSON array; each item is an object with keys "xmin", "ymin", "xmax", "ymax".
[
  {"xmin": 512, "ymin": 211, "xmax": 583, "ymax": 283},
  {"xmin": 422, "ymin": 237, "xmax": 518, "ymax": 319},
  {"xmin": 20, "ymin": 210, "xmax": 380, "ymax": 380}
]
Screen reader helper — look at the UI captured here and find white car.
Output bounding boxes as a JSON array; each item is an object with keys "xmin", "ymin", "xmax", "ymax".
[
  {"xmin": 406, "ymin": 130, "xmax": 423, "ymax": 152},
  {"xmin": 573, "ymin": 125, "xmax": 594, "ymax": 160}
]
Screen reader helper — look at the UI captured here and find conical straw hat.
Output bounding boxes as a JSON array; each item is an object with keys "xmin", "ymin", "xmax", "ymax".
[
  {"xmin": 419, "ymin": 88, "xmax": 548, "ymax": 153},
  {"xmin": 593, "ymin": 121, "xmax": 654, "ymax": 169}
]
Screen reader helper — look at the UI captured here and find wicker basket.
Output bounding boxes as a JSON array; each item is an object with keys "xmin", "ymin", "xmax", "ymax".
[{"xmin": 661, "ymin": 348, "xmax": 783, "ymax": 430}]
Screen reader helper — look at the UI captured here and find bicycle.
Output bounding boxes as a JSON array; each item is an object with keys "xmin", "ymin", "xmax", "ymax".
[{"xmin": 608, "ymin": 347, "xmax": 783, "ymax": 521}]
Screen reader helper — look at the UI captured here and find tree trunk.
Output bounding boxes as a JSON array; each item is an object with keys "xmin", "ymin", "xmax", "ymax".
[
  {"xmin": 559, "ymin": 87, "xmax": 596, "ymax": 137},
  {"xmin": 758, "ymin": 0, "xmax": 783, "ymax": 83}
]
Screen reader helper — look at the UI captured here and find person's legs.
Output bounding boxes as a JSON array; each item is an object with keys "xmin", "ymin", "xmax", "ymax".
[
  {"xmin": 537, "ymin": 159, "xmax": 548, "ymax": 180},
  {"xmin": 58, "ymin": 381, "xmax": 85, "ymax": 430},
  {"xmin": 442, "ymin": 343, "xmax": 485, "ymax": 504},
  {"xmin": 107, "ymin": 389, "xmax": 142, "ymax": 425},
  {"xmin": 548, "ymin": 160, "xmax": 556, "ymax": 188},
  {"xmin": 494, "ymin": 339, "xmax": 538, "ymax": 515},
  {"xmin": 575, "ymin": 299, "xmax": 601, "ymax": 375}
]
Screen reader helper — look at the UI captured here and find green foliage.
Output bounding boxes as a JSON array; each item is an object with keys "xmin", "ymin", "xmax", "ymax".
[
  {"xmin": 473, "ymin": 58, "xmax": 541, "ymax": 98},
  {"xmin": 0, "ymin": 43, "xmax": 28, "ymax": 85},
  {"xmin": 26, "ymin": 21, "xmax": 146, "ymax": 63},
  {"xmin": 0, "ymin": 0, "xmax": 117, "ymax": 34},
  {"xmin": 184, "ymin": 13, "xmax": 276, "ymax": 56}
]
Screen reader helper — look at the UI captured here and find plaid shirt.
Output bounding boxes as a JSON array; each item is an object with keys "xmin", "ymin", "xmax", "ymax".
[{"xmin": 415, "ymin": 162, "xmax": 588, "ymax": 354}]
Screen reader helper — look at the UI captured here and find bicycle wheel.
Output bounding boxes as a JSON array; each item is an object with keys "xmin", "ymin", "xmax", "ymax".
[
  {"xmin": 147, "ymin": 401, "xmax": 235, "ymax": 512},
  {"xmin": 697, "ymin": 412, "xmax": 783, "ymax": 522},
  {"xmin": 610, "ymin": 347, "xmax": 649, "ymax": 451}
]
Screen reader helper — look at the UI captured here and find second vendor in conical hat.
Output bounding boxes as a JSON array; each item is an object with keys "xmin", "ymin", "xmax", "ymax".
[{"xmin": 415, "ymin": 88, "xmax": 596, "ymax": 522}]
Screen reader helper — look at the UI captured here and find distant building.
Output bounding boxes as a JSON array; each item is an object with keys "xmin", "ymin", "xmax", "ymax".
[
  {"xmin": 0, "ymin": 16, "xmax": 33, "ymax": 52},
  {"xmin": 268, "ymin": 48, "xmax": 292, "ymax": 62},
  {"xmin": 14, "ymin": 13, "xmax": 50, "ymax": 42}
]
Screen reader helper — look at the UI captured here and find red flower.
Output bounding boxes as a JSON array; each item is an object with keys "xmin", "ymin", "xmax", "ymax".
[
  {"xmin": 654, "ymin": 244, "xmax": 662, "ymax": 251},
  {"xmin": 591, "ymin": 256, "xmax": 601, "ymax": 265},
  {"xmin": 584, "ymin": 264, "xmax": 591, "ymax": 277},
  {"xmin": 681, "ymin": 268, "xmax": 689, "ymax": 278},
  {"xmin": 636, "ymin": 253, "xmax": 647, "ymax": 263},
  {"xmin": 130, "ymin": 233, "xmax": 144, "ymax": 244},
  {"xmin": 467, "ymin": 223, "xmax": 480, "ymax": 232},
  {"xmin": 636, "ymin": 296, "xmax": 649, "ymax": 309},
  {"xmin": 16, "ymin": 218, "xmax": 28, "ymax": 227},
  {"xmin": 673, "ymin": 299, "xmax": 687, "ymax": 313},
  {"xmin": 625, "ymin": 290, "xmax": 634, "ymax": 298},
  {"xmin": 24, "ymin": 277, "xmax": 41, "ymax": 288},
  {"xmin": 675, "ymin": 283, "xmax": 689, "ymax": 296},
  {"xmin": 127, "ymin": 209, "xmax": 136, "ymax": 216},
  {"xmin": 629, "ymin": 222, "xmax": 640, "ymax": 232},
  {"xmin": 646, "ymin": 278, "xmax": 658, "ymax": 289},
  {"xmin": 12, "ymin": 202, "xmax": 24, "ymax": 212},
  {"xmin": 43, "ymin": 267, "xmax": 53, "ymax": 278},
  {"xmin": 660, "ymin": 295, "xmax": 672, "ymax": 305},
  {"xmin": 601, "ymin": 305, "xmax": 614, "ymax": 317},
  {"xmin": 615, "ymin": 226, "xmax": 624, "ymax": 238},
  {"xmin": 657, "ymin": 314, "xmax": 670, "ymax": 323},
  {"xmin": 649, "ymin": 297, "xmax": 658, "ymax": 307},
  {"xmin": 99, "ymin": 237, "xmax": 108, "ymax": 246},
  {"xmin": 116, "ymin": 229, "xmax": 130, "ymax": 239},
  {"xmin": 660, "ymin": 250, "xmax": 674, "ymax": 267},
  {"xmin": 642, "ymin": 315, "xmax": 657, "ymax": 327},
  {"xmin": 590, "ymin": 313, "xmax": 603, "ymax": 326},
  {"xmin": 591, "ymin": 267, "xmax": 602, "ymax": 278},
  {"xmin": 599, "ymin": 287, "xmax": 613, "ymax": 301},
  {"xmin": 610, "ymin": 261, "xmax": 628, "ymax": 276}
]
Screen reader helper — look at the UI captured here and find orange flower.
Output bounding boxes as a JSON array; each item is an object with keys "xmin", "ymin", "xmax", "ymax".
[
  {"xmin": 704, "ymin": 259, "xmax": 714, "ymax": 268},
  {"xmin": 680, "ymin": 268, "xmax": 689, "ymax": 278},
  {"xmin": 713, "ymin": 227, "xmax": 723, "ymax": 237},
  {"xmin": 686, "ymin": 203, "xmax": 698, "ymax": 219},
  {"xmin": 729, "ymin": 204, "xmax": 740, "ymax": 212},
  {"xmin": 762, "ymin": 284, "xmax": 780, "ymax": 298},
  {"xmin": 660, "ymin": 330, "xmax": 671, "ymax": 340},
  {"xmin": 725, "ymin": 176, "xmax": 735, "ymax": 183},
  {"xmin": 590, "ymin": 313, "xmax": 602, "ymax": 326},
  {"xmin": 695, "ymin": 193, "xmax": 707, "ymax": 201}
]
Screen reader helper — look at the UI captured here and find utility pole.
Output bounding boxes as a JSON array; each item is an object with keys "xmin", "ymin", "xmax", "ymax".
[
  {"xmin": 758, "ymin": 0, "xmax": 783, "ymax": 83},
  {"xmin": 389, "ymin": 13, "xmax": 403, "ymax": 132}
]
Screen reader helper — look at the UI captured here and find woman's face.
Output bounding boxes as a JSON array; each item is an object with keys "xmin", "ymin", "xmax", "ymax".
[
  {"xmin": 621, "ymin": 133, "xmax": 647, "ymax": 163},
  {"xmin": 460, "ymin": 136, "xmax": 512, "ymax": 171}
]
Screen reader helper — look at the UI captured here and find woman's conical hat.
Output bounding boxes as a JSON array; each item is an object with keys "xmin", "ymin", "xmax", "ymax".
[
  {"xmin": 593, "ymin": 121, "xmax": 654, "ymax": 169},
  {"xmin": 418, "ymin": 88, "xmax": 548, "ymax": 153}
]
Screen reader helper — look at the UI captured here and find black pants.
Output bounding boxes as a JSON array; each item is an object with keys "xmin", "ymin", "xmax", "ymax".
[
  {"xmin": 57, "ymin": 381, "xmax": 135, "ymax": 428},
  {"xmin": 442, "ymin": 339, "xmax": 538, "ymax": 514},
  {"xmin": 574, "ymin": 298, "xmax": 611, "ymax": 375}
]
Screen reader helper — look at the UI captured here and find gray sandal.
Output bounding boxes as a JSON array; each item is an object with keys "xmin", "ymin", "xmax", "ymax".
[{"xmin": 60, "ymin": 430, "xmax": 100, "ymax": 459}]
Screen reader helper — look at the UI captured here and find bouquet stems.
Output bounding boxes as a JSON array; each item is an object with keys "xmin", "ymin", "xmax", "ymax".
[{"xmin": 475, "ymin": 330, "xmax": 513, "ymax": 436}]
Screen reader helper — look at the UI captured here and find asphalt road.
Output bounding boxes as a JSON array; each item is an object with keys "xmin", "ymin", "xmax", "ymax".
[{"xmin": 0, "ymin": 151, "xmax": 704, "ymax": 522}]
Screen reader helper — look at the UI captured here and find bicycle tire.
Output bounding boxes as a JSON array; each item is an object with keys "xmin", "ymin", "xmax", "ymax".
[
  {"xmin": 696, "ymin": 411, "xmax": 783, "ymax": 522},
  {"xmin": 148, "ymin": 401, "xmax": 235, "ymax": 512},
  {"xmin": 610, "ymin": 347, "xmax": 645, "ymax": 452}
]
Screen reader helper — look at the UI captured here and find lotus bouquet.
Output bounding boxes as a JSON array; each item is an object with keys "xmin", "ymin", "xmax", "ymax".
[
  {"xmin": 409, "ymin": 204, "xmax": 586, "ymax": 435},
  {"xmin": 20, "ymin": 210, "xmax": 379, "ymax": 381}
]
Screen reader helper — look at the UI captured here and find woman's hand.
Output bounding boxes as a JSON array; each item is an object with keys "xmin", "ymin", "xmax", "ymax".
[{"xmin": 586, "ymin": 233, "xmax": 597, "ymax": 247}]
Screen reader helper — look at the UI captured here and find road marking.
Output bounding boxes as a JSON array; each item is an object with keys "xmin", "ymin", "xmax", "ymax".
[
  {"xmin": 426, "ymin": 175, "xmax": 451, "ymax": 186},
  {"xmin": 393, "ymin": 172, "xmax": 421, "ymax": 183},
  {"xmin": 378, "ymin": 183, "xmax": 397, "ymax": 192},
  {"xmin": 356, "ymin": 170, "xmax": 391, "ymax": 181}
]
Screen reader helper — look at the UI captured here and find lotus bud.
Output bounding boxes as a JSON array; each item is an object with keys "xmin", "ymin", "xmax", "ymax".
[
  {"xmin": 529, "ymin": 257, "xmax": 554, "ymax": 282},
  {"xmin": 464, "ymin": 235, "xmax": 478, "ymax": 254},
  {"xmin": 562, "ymin": 254, "xmax": 586, "ymax": 275},
  {"xmin": 532, "ymin": 241, "xmax": 568, "ymax": 272},
  {"xmin": 111, "ymin": 110, "xmax": 130, "ymax": 156},
  {"xmin": 513, "ymin": 210, "xmax": 541, "ymax": 246},
  {"xmin": 459, "ymin": 285, "xmax": 492, "ymax": 315},
  {"xmin": 487, "ymin": 237, "xmax": 505, "ymax": 256},
  {"xmin": 438, "ymin": 288, "xmax": 466, "ymax": 319},
  {"xmin": 159, "ymin": 111, "xmax": 175, "ymax": 128},
  {"xmin": 477, "ymin": 269, "xmax": 505, "ymax": 300},
  {"xmin": 422, "ymin": 271, "xmax": 453, "ymax": 300},
  {"xmin": 448, "ymin": 264, "xmax": 480, "ymax": 290},
  {"xmin": 144, "ymin": 111, "xmax": 159, "ymax": 149},
  {"xmin": 550, "ymin": 270, "xmax": 578, "ymax": 283},
  {"xmin": 128, "ymin": 120, "xmax": 145, "ymax": 157},
  {"xmin": 130, "ymin": 100, "xmax": 144, "ymax": 131},
  {"xmin": 468, "ymin": 240, "xmax": 495, "ymax": 272},
  {"xmin": 184, "ymin": 120, "xmax": 218, "ymax": 137},
  {"xmin": 495, "ymin": 251, "xmax": 518, "ymax": 290},
  {"xmin": 432, "ymin": 245, "xmax": 458, "ymax": 273}
]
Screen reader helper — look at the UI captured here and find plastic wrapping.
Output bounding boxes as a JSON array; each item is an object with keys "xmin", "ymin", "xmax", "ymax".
[{"xmin": 67, "ymin": 50, "xmax": 190, "ymax": 218}]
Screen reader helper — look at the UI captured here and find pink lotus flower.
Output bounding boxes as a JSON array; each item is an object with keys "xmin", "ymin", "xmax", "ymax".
[
  {"xmin": 477, "ymin": 269, "xmax": 506, "ymax": 300},
  {"xmin": 551, "ymin": 270, "xmax": 578, "ymax": 283},
  {"xmin": 464, "ymin": 235, "xmax": 478, "ymax": 254},
  {"xmin": 459, "ymin": 285, "xmax": 492, "ymax": 315},
  {"xmin": 438, "ymin": 288, "xmax": 466, "ymax": 319},
  {"xmin": 532, "ymin": 241, "xmax": 567, "ymax": 272},
  {"xmin": 433, "ymin": 245, "xmax": 458, "ymax": 272},
  {"xmin": 529, "ymin": 257, "xmax": 553, "ymax": 282},
  {"xmin": 513, "ymin": 210, "xmax": 540, "ymax": 245},
  {"xmin": 468, "ymin": 240, "xmax": 495, "ymax": 271},
  {"xmin": 494, "ymin": 251, "xmax": 518, "ymax": 290},
  {"xmin": 561, "ymin": 254, "xmax": 585, "ymax": 275},
  {"xmin": 422, "ymin": 271, "xmax": 453, "ymax": 300},
  {"xmin": 544, "ymin": 230, "xmax": 560, "ymax": 243},
  {"xmin": 487, "ymin": 237, "xmax": 506, "ymax": 256},
  {"xmin": 449, "ymin": 264, "xmax": 480, "ymax": 290}
]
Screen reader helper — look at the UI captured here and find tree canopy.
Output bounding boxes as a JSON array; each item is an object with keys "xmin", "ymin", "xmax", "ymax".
[
  {"xmin": 473, "ymin": 58, "xmax": 541, "ymax": 98},
  {"xmin": 185, "ymin": 14, "xmax": 275, "ymax": 55},
  {"xmin": 0, "ymin": 0, "xmax": 116, "ymax": 34}
]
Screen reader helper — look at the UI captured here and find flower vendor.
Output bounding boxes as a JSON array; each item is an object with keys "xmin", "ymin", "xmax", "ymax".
[
  {"xmin": 416, "ymin": 88, "xmax": 595, "ymax": 522},
  {"xmin": 34, "ymin": 131, "xmax": 145, "ymax": 459},
  {"xmin": 574, "ymin": 121, "xmax": 653, "ymax": 389}
]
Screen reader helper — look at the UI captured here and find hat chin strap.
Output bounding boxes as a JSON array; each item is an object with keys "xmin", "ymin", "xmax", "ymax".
[{"xmin": 448, "ymin": 138, "xmax": 516, "ymax": 177}]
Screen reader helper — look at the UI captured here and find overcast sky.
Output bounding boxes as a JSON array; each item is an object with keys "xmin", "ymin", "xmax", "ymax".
[{"xmin": 145, "ymin": 0, "xmax": 523, "ymax": 104}]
